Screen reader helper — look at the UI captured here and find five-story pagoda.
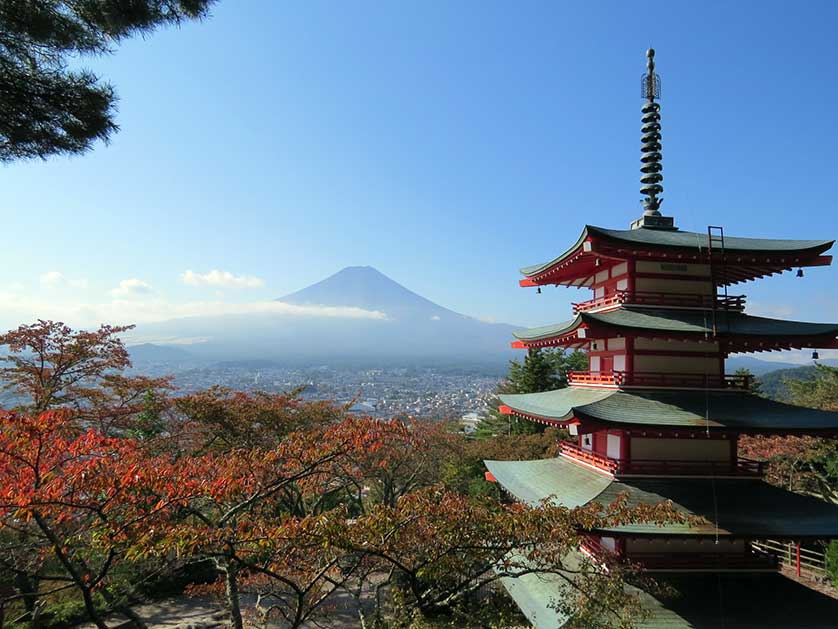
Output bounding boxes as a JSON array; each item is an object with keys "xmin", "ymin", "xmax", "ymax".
[{"xmin": 486, "ymin": 49, "xmax": 838, "ymax": 628}]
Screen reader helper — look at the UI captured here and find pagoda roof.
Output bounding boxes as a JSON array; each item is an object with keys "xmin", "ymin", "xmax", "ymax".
[
  {"xmin": 484, "ymin": 456, "xmax": 838, "ymax": 537},
  {"xmin": 501, "ymin": 560, "xmax": 838, "ymax": 628},
  {"xmin": 498, "ymin": 387, "xmax": 838, "ymax": 433},
  {"xmin": 520, "ymin": 225, "xmax": 834, "ymax": 286},
  {"xmin": 512, "ymin": 306, "xmax": 838, "ymax": 352}
]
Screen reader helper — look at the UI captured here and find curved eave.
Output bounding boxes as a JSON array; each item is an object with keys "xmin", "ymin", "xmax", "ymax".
[
  {"xmin": 500, "ymin": 388, "xmax": 838, "ymax": 433},
  {"xmin": 519, "ymin": 225, "xmax": 834, "ymax": 287},
  {"xmin": 519, "ymin": 227, "xmax": 591, "ymax": 280},
  {"xmin": 485, "ymin": 457, "xmax": 838, "ymax": 538},
  {"xmin": 511, "ymin": 308, "xmax": 838, "ymax": 351},
  {"xmin": 511, "ymin": 315, "xmax": 586, "ymax": 348},
  {"xmin": 499, "ymin": 388, "xmax": 614, "ymax": 423}
]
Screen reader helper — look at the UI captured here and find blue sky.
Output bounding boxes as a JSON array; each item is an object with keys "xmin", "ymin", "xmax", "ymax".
[{"xmin": 2, "ymin": 0, "xmax": 838, "ymax": 356}]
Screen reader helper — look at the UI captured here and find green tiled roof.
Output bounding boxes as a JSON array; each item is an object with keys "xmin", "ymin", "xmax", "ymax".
[
  {"xmin": 501, "ymin": 559, "xmax": 838, "ymax": 629},
  {"xmin": 485, "ymin": 457, "xmax": 611, "ymax": 508},
  {"xmin": 485, "ymin": 457, "xmax": 838, "ymax": 537},
  {"xmin": 512, "ymin": 317, "xmax": 578, "ymax": 341},
  {"xmin": 500, "ymin": 564, "xmax": 571, "ymax": 629},
  {"xmin": 512, "ymin": 307, "xmax": 838, "ymax": 341},
  {"xmin": 590, "ymin": 226, "xmax": 833, "ymax": 253},
  {"xmin": 499, "ymin": 388, "xmax": 838, "ymax": 431},
  {"xmin": 520, "ymin": 225, "xmax": 834, "ymax": 277}
]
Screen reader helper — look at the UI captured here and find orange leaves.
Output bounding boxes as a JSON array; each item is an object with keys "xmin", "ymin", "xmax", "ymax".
[
  {"xmin": 0, "ymin": 409, "xmax": 187, "ymax": 539},
  {"xmin": 171, "ymin": 387, "xmax": 346, "ymax": 453}
]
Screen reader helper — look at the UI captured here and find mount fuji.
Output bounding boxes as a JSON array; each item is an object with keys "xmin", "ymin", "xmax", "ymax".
[{"xmin": 128, "ymin": 267, "xmax": 518, "ymax": 366}]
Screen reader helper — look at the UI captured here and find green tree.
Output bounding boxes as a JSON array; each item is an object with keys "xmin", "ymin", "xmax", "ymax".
[
  {"xmin": 475, "ymin": 348, "xmax": 587, "ymax": 438},
  {"xmin": 786, "ymin": 363, "xmax": 838, "ymax": 411},
  {"xmin": 0, "ymin": 0, "xmax": 214, "ymax": 161},
  {"xmin": 734, "ymin": 367, "xmax": 763, "ymax": 396}
]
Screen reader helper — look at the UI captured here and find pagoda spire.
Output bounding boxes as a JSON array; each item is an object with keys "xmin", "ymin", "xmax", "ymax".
[
  {"xmin": 631, "ymin": 48, "xmax": 674, "ymax": 230},
  {"xmin": 640, "ymin": 48, "xmax": 663, "ymax": 215}
]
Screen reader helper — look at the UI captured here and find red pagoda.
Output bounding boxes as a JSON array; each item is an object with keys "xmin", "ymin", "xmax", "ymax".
[{"xmin": 486, "ymin": 49, "xmax": 838, "ymax": 627}]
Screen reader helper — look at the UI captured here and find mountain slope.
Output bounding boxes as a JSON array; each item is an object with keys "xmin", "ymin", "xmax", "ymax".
[
  {"xmin": 726, "ymin": 355, "xmax": 801, "ymax": 375},
  {"xmin": 280, "ymin": 266, "xmax": 457, "ymax": 320}
]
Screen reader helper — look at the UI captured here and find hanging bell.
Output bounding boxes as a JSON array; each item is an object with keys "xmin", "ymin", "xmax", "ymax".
[
  {"xmin": 813, "ymin": 350, "xmax": 820, "ymax": 360},
  {"xmin": 797, "ymin": 268, "xmax": 804, "ymax": 278},
  {"xmin": 536, "ymin": 287, "xmax": 542, "ymax": 294}
]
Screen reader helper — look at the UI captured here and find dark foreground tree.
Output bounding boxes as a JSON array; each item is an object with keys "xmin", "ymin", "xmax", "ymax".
[{"xmin": 0, "ymin": 0, "xmax": 214, "ymax": 161}]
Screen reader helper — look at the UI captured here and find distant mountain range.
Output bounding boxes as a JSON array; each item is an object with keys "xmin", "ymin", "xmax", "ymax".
[
  {"xmin": 725, "ymin": 356, "xmax": 838, "ymax": 400},
  {"xmin": 126, "ymin": 266, "xmax": 518, "ymax": 367},
  {"xmin": 125, "ymin": 266, "xmax": 836, "ymax": 376},
  {"xmin": 725, "ymin": 355, "xmax": 804, "ymax": 375}
]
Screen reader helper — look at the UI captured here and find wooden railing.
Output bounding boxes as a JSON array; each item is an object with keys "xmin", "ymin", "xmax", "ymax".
[
  {"xmin": 619, "ymin": 457, "xmax": 765, "ymax": 477},
  {"xmin": 582, "ymin": 536, "xmax": 777, "ymax": 571},
  {"xmin": 559, "ymin": 442, "xmax": 765, "ymax": 477},
  {"xmin": 559, "ymin": 442, "xmax": 618, "ymax": 473},
  {"xmin": 751, "ymin": 540, "xmax": 827, "ymax": 579},
  {"xmin": 628, "ymin": 551, "xmax": 777, "ymax": 571},
  {"xmin": 567, "ymin": 370, "xmax": 752, "ymax": 390},
  {"xmin": 566, "ymin": 371, "xmax": 621, "ymax": 386},
  {"xmin": 582, "ymin": 535, "xmax": 779, "ymax": 571},
  {"xmin": 572, "ymin": 290, "xmax": 746, "ymax": 314}
]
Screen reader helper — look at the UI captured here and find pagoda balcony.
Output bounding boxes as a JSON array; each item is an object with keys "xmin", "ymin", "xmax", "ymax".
[
  {"xmin": 580, "ymin": 537, "xmax": 778, "ymax": 572},
  {"xmin": 567, "ymin": 370, "xmax": 753, "ymax": 391},
  {"xmin": 559, "ymin": 442, "xmax": 765, "ymax": 477},
  {"xmin": 631, "ymin": 552, "xmax": 778, "ymax": 572},
  {"xmin": 572, "ymin": 290, "xmax": 746, "ymax": 314}
]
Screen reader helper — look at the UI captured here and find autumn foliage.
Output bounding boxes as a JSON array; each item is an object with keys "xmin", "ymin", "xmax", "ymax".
[
  {"xmin": 0, "ymin": 410, "xmax": 186, "ymax": 627},
  {"xmin": 0, "ymin": 321, "xmax": 678, "ymax": 628}
]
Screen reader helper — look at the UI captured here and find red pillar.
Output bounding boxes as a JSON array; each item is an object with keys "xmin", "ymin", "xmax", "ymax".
[{"xmin": 796, "ymin": 542, "xmax": 801, "ymax": 577}]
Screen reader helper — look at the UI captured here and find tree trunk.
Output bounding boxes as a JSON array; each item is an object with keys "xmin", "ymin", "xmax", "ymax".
[
  {"xmin": 116, "ymin": 605, "xmax": 147, "ymax": 629},
  {"xmin": 224, "ymin": 565, "xmax": 243, "ymax": 629},
  {"xmin": 80, "ymin": 586, "xmax": 108, "ymax": 629},
  {"xmin": 99, "ymin": 587, "xmax": 147, "ymax": 629},
  {"xmin": 14, "ymin": 572, "xmax": 38, "ymax": 625}
]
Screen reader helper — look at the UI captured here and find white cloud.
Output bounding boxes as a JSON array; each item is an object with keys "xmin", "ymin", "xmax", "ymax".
[
  {"xmin": 110, "ymin": 279, "xmax": 153, "ymax": 298},
  {"xmin": 181, "ymin": 269, "xmax": 264, "ymax": 289},
  {"xmin": 746, "ymin": 302, "xmax": 795, "ymax": 319},
  {"xmin": 40, "ymin": 271, "xmax": 88, "ymax": 289},
  {"xmin": 0, "ymin": 293, "xmax": 386, "ymax": 330},
  {"xmin": 430, "ymin": 315, "xmax": 441, "ymax": 321},
  {"xmin": 40, "ymin": 271, "xmax": 64, "ymax": 288},
  {"xmin": 127, "ymin": 336, "xmax": 209, "ymax": 346}
]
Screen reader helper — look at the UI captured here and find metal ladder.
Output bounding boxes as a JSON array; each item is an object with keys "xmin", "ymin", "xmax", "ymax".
[{"xmin": 707, "ymin": 226, "xmax": 729, "ymax": 337}]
